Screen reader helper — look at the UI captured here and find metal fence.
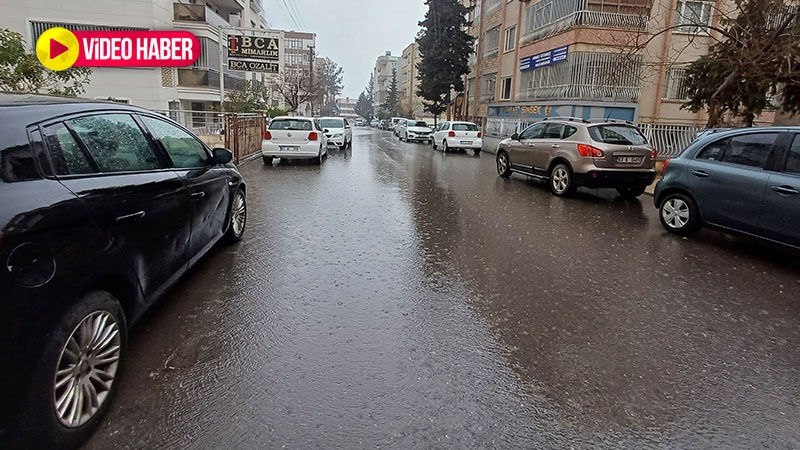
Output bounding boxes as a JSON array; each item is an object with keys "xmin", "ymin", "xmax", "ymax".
[
  {"xmin": 153, "ymin": 110, "xmax": 226, "ymax": 135},
  {"xmin": 485, "ymin": 117, "xmax": 702, "ymax": 159}
]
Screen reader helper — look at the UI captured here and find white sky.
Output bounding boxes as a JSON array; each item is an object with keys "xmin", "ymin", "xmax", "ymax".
[{"xmin": 262, "ymin": 0, "xmax": 428, "ymax": 100}]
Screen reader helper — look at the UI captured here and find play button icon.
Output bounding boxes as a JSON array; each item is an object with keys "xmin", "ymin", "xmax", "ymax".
[
  {"xmin": 50, "ymin": 39, "xmax": 69, "ymax": 59},
  {"xmin": 35, "ymin": 27, "xmax": 80, "ymax": 71}
]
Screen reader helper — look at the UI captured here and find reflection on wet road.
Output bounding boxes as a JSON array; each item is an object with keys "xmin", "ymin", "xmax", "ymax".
[{"xmin": 84, "ymin": 128, "xmax": 800, "ymax": 449}]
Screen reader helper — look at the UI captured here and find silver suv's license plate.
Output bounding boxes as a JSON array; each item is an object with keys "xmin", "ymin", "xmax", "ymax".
[{"xmin": 616, "ymin": 156, "xmax": 642, "ymax": 164}]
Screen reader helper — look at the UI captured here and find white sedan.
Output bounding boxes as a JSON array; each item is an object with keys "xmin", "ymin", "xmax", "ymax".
[
  {"xmin": 318, "ymin": 117, "xmax": 353, "ymax": 150},
  {"xmin": 262, "ymin": 116, "xmax": 328, "ymax": 164},
  {"xmin": 432, "ymin": 121, "xmax": 483, "ymax": 155},
  {"xmin": 399, "ymin": 120, "xmax": 434, "ymax": 143}
]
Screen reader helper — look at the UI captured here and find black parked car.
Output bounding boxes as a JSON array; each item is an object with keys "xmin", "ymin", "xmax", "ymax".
[
  {"xmin": 654, "ymin": 126, "xmax": 799, "ymax": 250},
  {"xmin": 0, "ymin": 94, "xmax": 247, "ymax": 448}
]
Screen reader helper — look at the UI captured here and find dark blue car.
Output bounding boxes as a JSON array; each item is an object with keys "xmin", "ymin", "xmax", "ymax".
[{"xmin": 654, "ymin": 127, "xmax": 800, "ymax": 250}]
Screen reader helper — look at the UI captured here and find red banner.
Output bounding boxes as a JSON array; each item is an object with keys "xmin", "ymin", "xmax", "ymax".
[{"xmin": 72, "ymin": 31, "xmax": 200, "ymax": 67}]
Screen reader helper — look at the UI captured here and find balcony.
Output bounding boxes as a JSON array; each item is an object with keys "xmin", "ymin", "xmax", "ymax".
[
  {"xmin": 250, "ymin": 0, "xmax": 263, "ymax": 13},
  {"xmin": 520, "ymin": 0, "xmax": 650, "ymax": 45},
  {"xmin": 173, "ymin": 3, "xmax": 231, "ymax": 28}
]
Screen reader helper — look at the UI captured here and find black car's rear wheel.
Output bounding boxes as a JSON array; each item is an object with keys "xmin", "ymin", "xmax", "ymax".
[
  {"xmin": 659, "ymin": 193, "xmax": 701, "ymax": 236},
  {"xmin": 15, "ymin": 291, "xmax": 126, "ymax": 449},
  {"xmin": 496, "ymin": 151, "xmax": 511, "ymax": 177}
]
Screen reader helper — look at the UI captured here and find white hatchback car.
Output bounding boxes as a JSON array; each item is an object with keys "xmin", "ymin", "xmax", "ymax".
[
  {"xmin": 432, "ymin": 121, "xmax": 483, "ymax": 155},
  {"xmin": 262, "ymin": 116, "xmax": 328, "ymax": 164},
  {"xmin": 318, "ymin": 117, "xmax": 353, "ymax": 150},
  {"xmin": 400, "ymin": 120, "xmax": 434, "ymax": 143}
]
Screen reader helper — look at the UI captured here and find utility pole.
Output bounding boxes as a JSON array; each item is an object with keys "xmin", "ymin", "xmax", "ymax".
[{"xmin": 308, "ymin": 45, "xmax": 315, "ymax": 116}]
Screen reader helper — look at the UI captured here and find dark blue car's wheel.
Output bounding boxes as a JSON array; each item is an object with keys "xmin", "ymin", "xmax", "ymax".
[{"xmin": 659, "ymin": 193, "xmax": 701, "ymax": 235}]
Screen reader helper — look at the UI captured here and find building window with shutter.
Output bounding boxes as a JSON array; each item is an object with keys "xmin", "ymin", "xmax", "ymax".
[{"xmin": 664, "ymin": 67, "xmax": 689, "ymax": 99}]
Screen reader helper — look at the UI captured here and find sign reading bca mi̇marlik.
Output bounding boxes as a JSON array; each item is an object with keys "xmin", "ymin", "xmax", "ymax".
[{"xmin": 227, "ymin": 36, "xmax": 279, "ymax": 61}]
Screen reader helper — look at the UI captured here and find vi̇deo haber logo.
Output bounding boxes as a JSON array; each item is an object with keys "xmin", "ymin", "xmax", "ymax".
[{"xmin": 36, "ymin": 27, "xmax": 200, "ymax": 71}]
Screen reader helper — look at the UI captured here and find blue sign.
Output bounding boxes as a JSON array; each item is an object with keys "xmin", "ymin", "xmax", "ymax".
[{"xmin": 520, "ymin": 45, "xmax": 568, "ymax": 72}]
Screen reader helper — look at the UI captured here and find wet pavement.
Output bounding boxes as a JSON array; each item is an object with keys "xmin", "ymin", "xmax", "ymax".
[{"xmin": 84, "ymin": 128, "xmax": 800, "ymax": 449}]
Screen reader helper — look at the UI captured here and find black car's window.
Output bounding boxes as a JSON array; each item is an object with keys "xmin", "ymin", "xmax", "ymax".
[
  {"xmin": 452, "ymin": 123, "xmax": 479, "ymax": 131},
  {"xmin": 696, "ymin": 137, "xmax": 730, "ymax": 161},
  {"xmin": 786, "ymin": 135, "xmax": 800, "ymax": 174},
  {"xmin": 720, "ymin": 133, "xmax": 777, "ymax": 168},
  {"xmin": 142, "ymin": 116, "xmax": 209, "ymax": 168},
  {"xmin": 588, "ymin": 125, "xmax": 647, "ymax": 145},
  {"xmin": 43, "ymin": 123, "xmax": 94, "ymax": 175},
  {"xmin": 67, "ymin": 114, "xmax": 160, "ymax": 173},
  {"xmin": 520, "ymin": 123, "xmax": 545, "ymax": 140}
]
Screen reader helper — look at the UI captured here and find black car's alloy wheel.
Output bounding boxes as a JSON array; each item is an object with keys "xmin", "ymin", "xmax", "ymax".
[
  {"xmin": 224, "ymin": 189, "xmax": 246, "ymax": 244},
  {"xmin": 15, "ymin": 291, "xmax": 126, "ymax": 449}
]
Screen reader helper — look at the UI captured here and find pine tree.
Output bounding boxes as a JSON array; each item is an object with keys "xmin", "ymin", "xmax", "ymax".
[
  {"xmin": 355, "ymin": 91, "xmax": 372, "ymax": 119},
  {"xmin": 382, "ymin": 68, "xmax": 400, "ymax": 116},
  {"xmin": 416, "ymin": 0, "xmax": 474, "ymax": 122}
]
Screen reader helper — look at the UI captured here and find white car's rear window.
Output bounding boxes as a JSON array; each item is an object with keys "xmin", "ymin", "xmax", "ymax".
[
  {"xmin": 270, "ymin": 120, "xmax": 313, "ymax": 131},
  {"xmin": 453, "ymin": 123, "xmax": 478, "ymax": 131}
]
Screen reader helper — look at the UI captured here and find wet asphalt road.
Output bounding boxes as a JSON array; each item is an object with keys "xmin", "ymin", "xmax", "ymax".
[{"xmin": 84, "ymin": 128, "xmax": 800, "ymax": 449}]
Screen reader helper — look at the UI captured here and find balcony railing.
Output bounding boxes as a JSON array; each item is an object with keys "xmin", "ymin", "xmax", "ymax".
[
  {"xmin": 173, "ymin": 3, "xmax": 231, "ymax": 28},
  {"xmin": 521, "ymin": 0, "xmax": 650, "ymax": 45}
]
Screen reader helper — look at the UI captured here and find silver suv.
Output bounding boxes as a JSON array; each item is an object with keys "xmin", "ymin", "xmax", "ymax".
[{"xmin": 496, "ymin": 117, "xmax": 657, "ymax": 198}]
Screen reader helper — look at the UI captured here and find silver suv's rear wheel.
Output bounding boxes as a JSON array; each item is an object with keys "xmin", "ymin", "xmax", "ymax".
[{"xmin": 550, "ymin": 163, "xmax": 576, "ymax": 196}]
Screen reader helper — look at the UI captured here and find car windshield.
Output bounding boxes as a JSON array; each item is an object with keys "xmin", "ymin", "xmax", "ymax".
[
  {"xmin": 453, "ymin": 123, "xmax": 479, "ymax": 131},
  {"xmin": 269, "ymin": 119, "xmax": 312, "ymax": 131},
  {"xmin": 588, "ymin": 125, "xmax": 647, "ymax": 145},
  {"xmin": 410, "ymin": 121, "xmax": 428, "ymax": 127},
  {"xmin": 319, "ymin": 119, "xmax": 345, "ymax": 128}
]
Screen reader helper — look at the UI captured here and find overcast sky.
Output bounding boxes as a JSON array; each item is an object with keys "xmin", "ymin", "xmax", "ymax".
[{"xmin": 262, "ymin": 0, "xmax": 428, "ymax": 99}]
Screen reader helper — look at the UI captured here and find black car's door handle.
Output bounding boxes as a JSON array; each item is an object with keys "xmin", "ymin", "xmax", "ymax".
[
  {"xmin": 115, "ymin": 211, "xmax": 145, "ymax": 222},
  {"xmin": 691, "ymin": 170, "xmax": 709, "ymax": 178},
  {"xmin": 190, "ymin": 191, "xmax": 206, "ymax": 200},
  {"xmin": 771, "ymin": 185, "xmax": 800, "ymax": 196}
]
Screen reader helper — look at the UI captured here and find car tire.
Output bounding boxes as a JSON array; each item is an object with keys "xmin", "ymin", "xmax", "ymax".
[
  {"xmin": 14, "ymin": 291, "xmax": 127, "ymax": 450},
  {"xmin": 443, "ymin": 140, "xmax": 449, "ymax": 153},
  {"xmin": 496, "ymin": 151, "xmax": 511, "ymax": 177},
  {"xmin": 616, "ymin": 185, "xmax": 647, "ymax": 199},
  {"xmin": 223, "ymin": 188, "xmax": 246, "ymax": 244},
  {"xmin": 659, "ymin": 193, "xmax": 701, "ymax": 236},
  {"xmin": 550, "ymin": 163, "xmax": 576, "ymax": 196},
  {"xmin": 473, "ymin": 149, "xmax": 481, "ymax": 156},
  {"xmin": 262, "ymin": 156, "xmax": 272, "ymax": 165},
  {"xmin": 339, "ymin": 143, "xmax": 346, "ymax": 150},
  {"xmin": 432, "ymin": 139, "xmax": 437, "ymax": 150}
]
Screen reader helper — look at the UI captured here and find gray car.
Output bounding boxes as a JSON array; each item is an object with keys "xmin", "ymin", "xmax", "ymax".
[
  {"xmin": 654, "ymin": 126, "xmax": 800, "ymax": 250},
  {"xmin": 496, "ymin": 117, "xmax": 657, "ymax": 198}
]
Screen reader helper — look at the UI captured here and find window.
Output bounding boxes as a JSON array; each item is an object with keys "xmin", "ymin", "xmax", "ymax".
[
  {"xmin": 270, "ymin": 119, "xmax": 312, "ymax": 130},
  {"xmin": 484, "ymin": 27, "xmax": 500, "ymax": 57},
  {"xmin": 501, "ymin": 77, "xmax": 512, "ymax": 100},
  {"xmin": 696, "ymin": 138, "xmax": 729, "ymax": 161},
  {"xmin": 504, "ymin": 26, "xmax": 516, "ymax": 52},
  {"xmin": 43, "ymin": 123, "xmax": 94, "ymax": 175},
  {"xmin": 721, "ymin": 133, "xmax": 778, "ymax": 168},
  {"xmin": 664, "ymin": 67, "xmax": 689, "ymax": 99},
  {"xmin": 543, "ymin": 124, "xmax": 576, "ymax": 139},
  {"xmin": 674, "ymin": 1, "xmax": 713, "ymax": 33},
  {"xmin": 787, "ymin": 135, "xmax": 800, "ymax": 174},
  {"xmin": 588, "ymin": 125, "xmax": 647, "ymax": 145},
  {"xmin": 482, "ymin": 74, "xmax": 497, "ymax": 101},
  {"xmin": 453, "ymin": 123, "xmax": 479, "ymax": 131},
  {"xmin": 67, "ymin": 114, "xmax": 160, "ymax": 173},
  {"xmin": 286, "ymin": 38, "xmax": 303, "ymax": 49},
  {"xmin": 520, "ymin": 123, "xmax": 546, "ymax": 139},
  {"xmin": 142, "ymin": 116, "xmax": 210, "ymax": 168}
]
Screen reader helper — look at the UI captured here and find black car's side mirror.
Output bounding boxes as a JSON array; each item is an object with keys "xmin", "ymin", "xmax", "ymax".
[
  {"xmin": 323, "ymin": 128, "xmax": 330, "ymax": 133},
  {"xmin": 212, "ymin": 148, "xmax": 233, "ymax": 164},
  {"xmin": 511, "ymin": 133, "xmax": 519, "ymax": 141}
]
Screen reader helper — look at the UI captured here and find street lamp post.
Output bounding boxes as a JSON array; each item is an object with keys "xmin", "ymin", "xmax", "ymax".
[{"xmin": 447, "ymin": 83, "xmax": 455, "ymax": 121}]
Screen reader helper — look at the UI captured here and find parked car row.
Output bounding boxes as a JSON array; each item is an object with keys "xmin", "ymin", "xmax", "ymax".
[
  {"xmin": 0, "ymin": 94, "xmax": 247, "ymax": 449},
  {"xmin": 496, "ymin": 117, "xmax": 800, "ymax": 251},
  {"xmin": 261, "ymin": 116, "xmax": 353, "ymax": 165}
]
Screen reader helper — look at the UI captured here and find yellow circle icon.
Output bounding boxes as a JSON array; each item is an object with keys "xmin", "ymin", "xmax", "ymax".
[{"xmin": 36, "ymin": 27, "xmax": 80, "ymax": 71}]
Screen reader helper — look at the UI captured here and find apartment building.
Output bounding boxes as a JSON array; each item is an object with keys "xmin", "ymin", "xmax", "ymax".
[
  {"xmin": 398, "ymin": 42, "xmax": 431, "ymax": 119},
  {"xmin": 5, "ymin": 0, "xmax": 274, "ymax": 115},
  {"xmin": 283, "ymin": 31, "xmax": 317, "ymax": 115},
  {"xmin": 371, "ymin": 51, "xmax": 400, "ymax": 113},
  {"xmin": 462, "ymin": 0, "xmax": 767, "ymax": 133}
]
